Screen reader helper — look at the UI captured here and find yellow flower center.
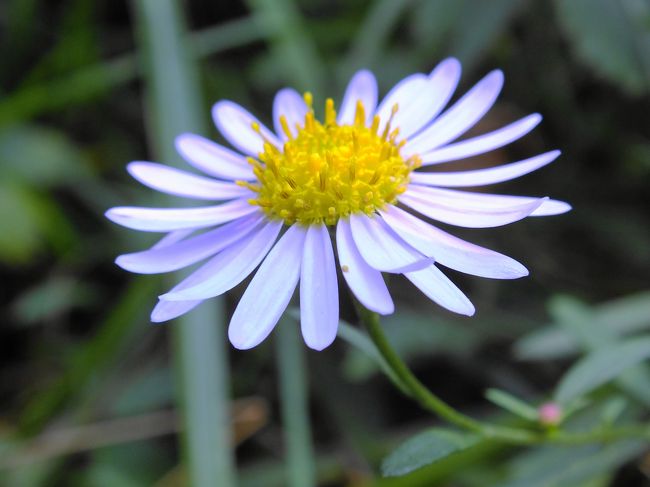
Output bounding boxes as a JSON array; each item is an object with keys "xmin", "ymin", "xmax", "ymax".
[{"xmin": 239, "ymin": 93, "xmax": 421, "ymax": 226}]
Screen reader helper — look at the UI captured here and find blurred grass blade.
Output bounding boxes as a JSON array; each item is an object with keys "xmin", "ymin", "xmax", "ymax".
[
  {"xmin": 246, "ymin": 0, "xmax": 325, "ymax": 95},
  {"xmin": 132, "ymin": 0, "xmax": 236, "ymax": 485},
  {"xmin": 0, "ymin": 16, "xmax": 263, "ymax": 125},
  {"xmin": 342, "ymin": 0, "xmax": 417, "ymax": 76},
  {"xmin": 19, "ymin": 279, "xmax": 157, "ymax": 433},
  {"xmin": 276, "ymin": 318, "xmax": 316, "ymax": 487},
  {"xmin": 338, "ymin": 321, "xmax": 406, "ymax": 393},
  {"xmin": 447, "ymin": 0, "xmax": 526, "ymax": 69}
]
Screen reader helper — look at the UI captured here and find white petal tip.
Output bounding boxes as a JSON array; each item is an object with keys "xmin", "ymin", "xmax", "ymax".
[
  {"xmin": 433, "ymin": 57, "xmax": 461, "ymax": 74},
  {"xmin": 500, "ymin": 262, "xmax": 530, "ymax": 279},
  {"xmin": 304, "ymin": 337, "xmax": 336, "ymax": 352},
  {"xmin": 532, "ymin": 199, "xmax": 572, "ymax": 216},
  {"xmin": 114, "ymin": 255, "xmax": 130, "ymax": 270},
  {"xmin": 491, "ymin": 69, "xmax": 505, "ymax": 82},
  {"xmin": 228, "ymin": 335, "xmax": 259, "ymax": 351},
  {"xmin": 174, "ymin": 132, "xmax": 192, "ymax": 151},
  {"xmin": 367, "ymin": 301, "xmax": 395, "ymax": 315},
  {"xmin": 150, "ymin": 310, "xmax": 171, "ymax": 323},
  {"xmin": 105, "ymin": 208, "xmax": 120, "ymax": 223}
]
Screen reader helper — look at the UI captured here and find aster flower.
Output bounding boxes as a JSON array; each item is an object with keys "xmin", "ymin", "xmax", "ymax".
[{"xmin": 106, "ymin": 58, "xmax": 570, "ymax": 351}]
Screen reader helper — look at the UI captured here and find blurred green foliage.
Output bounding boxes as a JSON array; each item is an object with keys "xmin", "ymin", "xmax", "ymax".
[{"xmin": 1, "ymin": 0, "xmax": 649, "ymax": 486}]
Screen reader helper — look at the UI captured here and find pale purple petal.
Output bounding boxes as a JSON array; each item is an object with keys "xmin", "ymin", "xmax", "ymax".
[
  {"xmin": 127, "ymin": 162, "xmax": 251, "ymax": 200},
  {"xmin": 349, "ymin": 213, "xmax": 432, "ymax": 272},
  {"xmin": 404, "ymin": 70, "xmax": 504, "ymax": 155},
  {"xmin": 161, "ymin": 220, "xmax": 282, "ymax": 300},
  {"xmin": 152, "ymin": 229, "xmax": 195, "ymax": 249},
  {"xmin": 212, "ymin": 100, "xmax": 281, "ymax": 156},
  {"xmin": 407, "ymin": 185, "xmax": 570, "ymax": 216},
  {"xmin": 116, "ymin": 213, "xmax": 265, "ymax": 274},
  {"xmin": 337, "ymin": 70, "xmax": 378, "ymax": 126},
  {"xmin": 410, "ymin": 150, "xmax": 561, "ymax": 187},
  {"xmin": 380, "ymin": 205, "xmax": 528, "ymax": 279},
  {"xmin": 175, "ymin": 133, "xmax": 254, "ymax": 181},
  {"xmin": 375, "ymin": 73, "xmax": 429, "ymax": 134},
  {"xmin": 105, "ymin": 198, "xmax": 257, "ymax": 232},
  {"xmin": 377, "ymin": 64, "xmax": 462, "ymax": 140},
  {"xmin": 151, "ymin": 299, "xmax": 202, "ymax": 323},
  {"xmin": 404, "ymin": 265, "xmax": 475, "ymax": 316},
  {"xmin": 336, "ymin": 218, "xmax": 394, "ymax": 314},
  {"xmin": 397, "ymin": 58, "xmax": 462, "ymax": 139},
  {"xmin": 228, "ymin": 224, "xmax": 306, "ymax": 350},
  {"xmin": 530, "ymin": 200, "xmax": 572, "ymax": 216},
  {"xmin": 150, "ymin": 222, "xmax": 278, "ymax": 323},
  {"xmin": 420, "ymin": 114, "xmax": 542, "ymax": 166},
  {"xmin": 300, "ymin": 224, "xmax": 339, "ymax": 351},
  {"xmin": 398, "ymin": 191, "xmax": 546, "ymax": 228},
  {"xmin": 273, "ymin": 88, "xmax": 308, "ymax": 140}
]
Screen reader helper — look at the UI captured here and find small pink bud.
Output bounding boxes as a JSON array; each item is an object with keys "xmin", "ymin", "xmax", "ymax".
[{"xmin": 538, "ymin": 402, "xmax": 562, "ymax": 425}]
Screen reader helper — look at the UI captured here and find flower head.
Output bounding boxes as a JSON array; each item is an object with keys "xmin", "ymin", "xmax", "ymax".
[
  {"xmin": 538, "ymin": 402, "xmax": 563, "ymax": 426},
  {"xmin": 106, "ymin": 58, "xmax": 570, "ymax": 351}
]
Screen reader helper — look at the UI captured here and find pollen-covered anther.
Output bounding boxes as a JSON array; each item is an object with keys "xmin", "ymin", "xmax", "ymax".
[{"xmin": 250, "ymin": 96, "xmax": 417, "ymax": 225}]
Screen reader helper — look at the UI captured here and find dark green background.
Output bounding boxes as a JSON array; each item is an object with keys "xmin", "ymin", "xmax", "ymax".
[{"xmin": 1, "ymin": 0, "xmax": 649, "ymax": 485}]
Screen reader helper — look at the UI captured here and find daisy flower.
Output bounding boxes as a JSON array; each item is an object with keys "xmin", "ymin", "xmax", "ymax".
[{"xmin": 106, "ymin": 58, "xmax": 570, "ymax": 351}]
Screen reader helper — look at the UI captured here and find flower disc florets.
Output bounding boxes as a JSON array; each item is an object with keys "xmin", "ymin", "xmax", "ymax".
[{"xmin": 242, "ymin": 94, "xmax": 421, "ymax": 225}]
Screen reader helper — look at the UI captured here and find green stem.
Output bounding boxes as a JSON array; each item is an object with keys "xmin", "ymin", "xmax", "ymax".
[
  {"xmin": 357, "ymin": 305, "xmax": 650, "ymax": 446},
  {"xmin": 545, "ymin": 425, "xmax": 650, "ymax": 445},
  {"xmin": 276, "ymin": 317, "xmax": 316, "ymax": 487},
  {"xmin": 357, "ymin": 305, "xmax": 482, "ymax": 432},
  {"xmin": 356, "ymin": 305, "xmax": 537, "ymax": 444}
]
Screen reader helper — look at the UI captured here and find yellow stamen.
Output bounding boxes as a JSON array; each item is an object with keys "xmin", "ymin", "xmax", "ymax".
[
  {"xmin": 248, "ymin": 97, "xmax": 418, "ymax": 225},
  {"xmin": 279, "ymin": 115, "xmax": 293, "ymax": 139},
  {"xmin": 325, "ymin": 98, "xmax": 336, "ymax": 126}
]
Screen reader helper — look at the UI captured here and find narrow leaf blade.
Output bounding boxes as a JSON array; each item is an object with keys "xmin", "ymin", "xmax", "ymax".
[
  {"xmin": 555, "ymin": 337, "xmax": 650, "ymax": 404},
  {"xmin": 382, "ymin": 428, "xmax": 479, "ymax": 477}
]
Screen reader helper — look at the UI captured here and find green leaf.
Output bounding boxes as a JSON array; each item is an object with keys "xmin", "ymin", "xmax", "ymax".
[
  {"xmin": 548, "ymin": 295, "xmax": 650, "ymax": 406},
  {"xmin": 515, "ymin": 291, "xmax": 650, "ymax": 361},
  {"xmin": 503, "ymin": 440, "xmax": 646, "ymax": 487},
  {"xmin": 0, "ymin": 124, "xmax": 88, "ymax": 187},
  {"xmin": 555, "ymin": 336, "xmax": 650, "ymax": 404},
  {"xmin": 0, "ymin": 182, "xmax": 74, "ymax": 263},
  {"xmin": 381, "ymin": 428, "xmax": 479, "ymax": 477},
  {"xmin": 555, "ymin": 0, "xmax": 650, "ymax": 95},
  {"xmin": 485, "ymin": 389, "xmax": 538, "ymax": 421},
  {"xmin": 12, "ymin": 276, "xmax": 97, "ymax": 324}
]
